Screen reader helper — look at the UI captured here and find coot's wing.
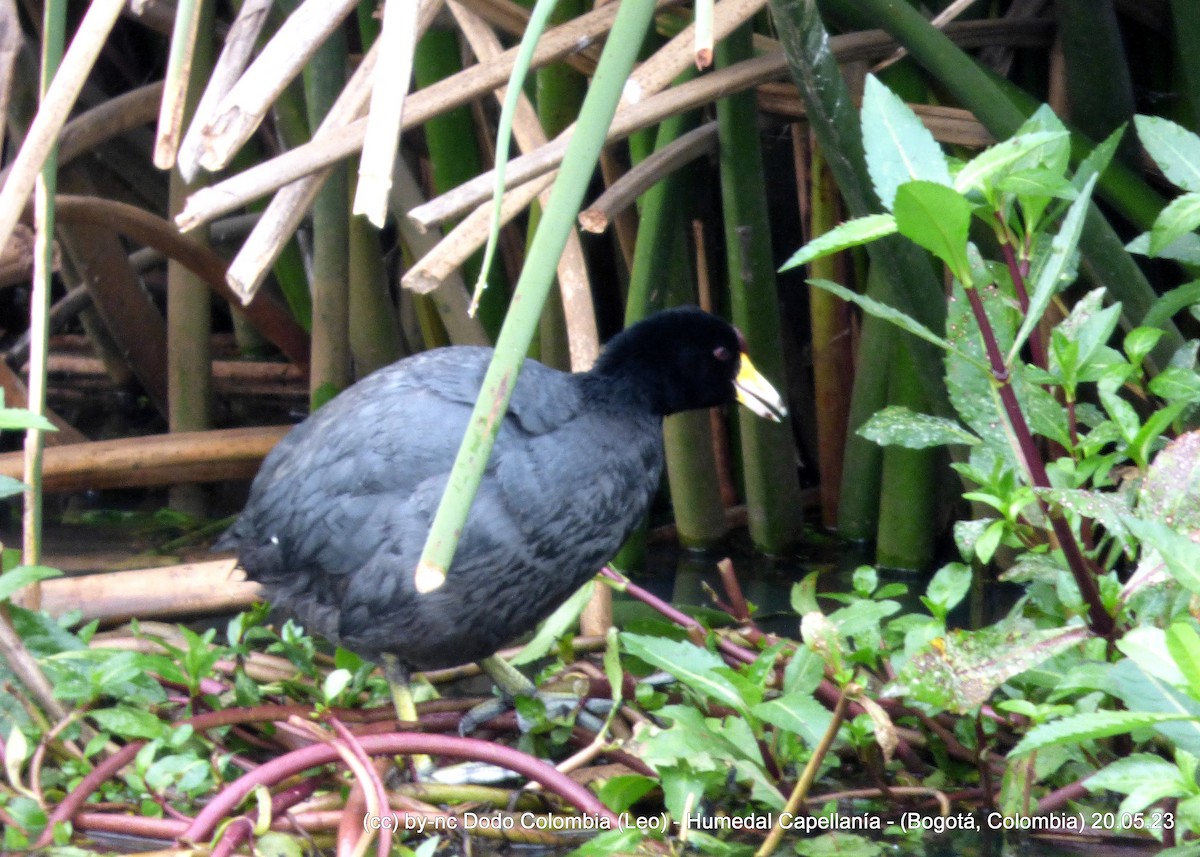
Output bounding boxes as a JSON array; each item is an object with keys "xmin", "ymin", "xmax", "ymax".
[
  {"xmin": 220, "ymin": 348, "xmax": 498, "ymax": 580},
  {"xmin": 332, "ymin": 390, "xmax": 664, "ymax": 668}
]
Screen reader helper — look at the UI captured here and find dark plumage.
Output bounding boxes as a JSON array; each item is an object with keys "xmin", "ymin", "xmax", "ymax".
[{"xmin": 216, "ymin": 307, "xmax": 785, "ymax": 684}]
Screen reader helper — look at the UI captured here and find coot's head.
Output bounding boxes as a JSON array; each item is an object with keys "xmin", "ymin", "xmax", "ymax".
[{"xmin": 589, "ymin": 307, "xmax": 788, "ymax": 420}]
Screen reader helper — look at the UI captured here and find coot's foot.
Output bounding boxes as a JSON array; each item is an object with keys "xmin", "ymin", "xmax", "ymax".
[{"xmin": 458, "ymin": 654, "xmax": 613, "ymax": 736}]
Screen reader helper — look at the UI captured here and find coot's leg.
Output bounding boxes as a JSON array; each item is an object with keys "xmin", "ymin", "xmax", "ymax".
[{"xmin": 380, "ymin": 653, "xmax": 431, "ymax": 775}]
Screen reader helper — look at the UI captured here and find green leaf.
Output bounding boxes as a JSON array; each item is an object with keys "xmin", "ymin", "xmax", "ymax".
[
  {"xmin": 1150, "ymin": 192, "xmax": 1200, "ymax": 256},
  {"xmin": 1144, "ymin": 280, "xmax": 1200, "ymax": 329},
  {"xmin": 1167, "ymin": 621, "xmax": 1200, "ymax": 700},
  {"xmin": 892, "ymin": 180, "xmax": 972, "ymax": 279},
  {"xmin": 752, "ymin": 691, "xmax": 835, "ymax": 747},
  {"xmin": 995, "ymin": 168, "xmax": 1078, "ymax": 201},
  {"xmin": 1126, "ymin": 230, "xmax": 1200, "ymax": 263},
  {"xmin": 0, "ymin": 475, "xmax": 25, "ymax": 500},
  {"xmin": 1072, "ymin": 124, "xmax": 1126, "ymax": 191},
  {"xmin": 1107, "ymin": 658, "xmax": 1200, "ymax": 757},
  {"xmin": 89, "ymin": 706, "xmax": 168, "ymax": 740},
  {"xmin": 0, "ymin": 565, "xmax": 62, "ymax": 602},
  {"xmin": 860, "ymin": 75, "xmax": 951, "ymax": 209},
  {"xmin": 1138, "ymin": 432, "xmax": 1200, "ymax": 532},
  {"xmin": 925, "ymin": 562, "xmax": 973, "ymax": 613},
  {"xmin": 1012, "ymin": 710, "xmax": 1199, "ymax": 756},
  {"xmin": 858, "ymin": 405, "xmax": 979, "ymax": 449},
  {"xmin": 885, "ymin": 624, "xmax": 1090, "ymax": 714},
  {"xmin": 779, "ymin": 214, "xmax": 897, "ymax": 271},
  {"xmin": 620, "ymin": 633, "xmax": 750, "ymax": 718},
  {"xmin": 321, "ymin": 669, "xmax": 352, "ymax": 702},
  {"xmin": 806, "ymin": 278, "xmax": 959, "ymax": 356},
  {"xmin": 0, "ymin": 407, "xmax": 56, "ymax": 433},
  {"xmin": 1009, "ymin": 174, "xmax": 1097, "ymax": 363},
  {"xmin": 1085, "ymin": 753, "xmax": 1187, "ymax": 797},
  {"xmin": 953, "ymin": 131, "xmax": 1070, "ymax": 194},
  {"xmin": 1124, "ymin": 517, "xmax": 1200, "ymax": 595},
  {"xmin": 1136, "ymin": 115, "xmax": 1200, "ymax": 192},
  {"xmin": 596, "ymin": 774, "xmax": 657, "ymax": 814}
]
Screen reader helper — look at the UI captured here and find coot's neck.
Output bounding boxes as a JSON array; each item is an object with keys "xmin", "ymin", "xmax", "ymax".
[{"xmin": 577, "ymin": 340, "xmax": 669, "ymax": 416}]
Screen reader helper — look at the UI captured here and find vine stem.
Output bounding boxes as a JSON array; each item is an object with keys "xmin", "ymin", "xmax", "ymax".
[
  {"xmin": 962, "ymin": 285, "xmax": 1113, "ymax": 639},
  {"xmin": 755, "ymin": 692, "xmax": 848, "ymax": 857},
  {"xmin": 180, "ymin": 733, "xmax": 621, "ymax": 844}
]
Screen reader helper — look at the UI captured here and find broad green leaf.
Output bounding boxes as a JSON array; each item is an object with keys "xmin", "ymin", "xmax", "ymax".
[
  {"xmin": 885, "ymin": 624, "xmax": 1090, "ymax": 714},
  {"xmin": 1015, "ymin": 105, "xmax": 1071, "ymax": 173},
  {"xmin": 1008, "ymin": 174, "xmax": 1097, "ymax": 364},
  {"xmin": 954, "ymin": 131, "xmax": 1070, "ymax": 194},
  {"xmin": 89, "ymin": 706, "xmax": 169, "ymax": 740},
  {"xmin": 1149, "ymin": 367, "xmax": 1200, "ymax": 404},
  {"xmin": 1144, "ymin": 280, "xmax": 1200, "ymax": 329},
  {"xmin": 1012, "ymin": 710, "xmax": 1198, "ymax": 756},
  {"xmin": 925, "ymin": 562, "xmax": 973, "ymax": 613},
  {"xmin": 858, "ymin": 405, "xmax": 979, "ymax": 449},
  {"xmin": 893, "ymin": 180, "xmax": 972, "ymax": 279},
  {"xmin": 620, "ymin": 633, "xmax": 750, "ymax": 718},
  {"xmin": 860, "ymin": 75, "xmax": 951, "ymax": 209},
  {"xmin": 510, "ymin": 579, "xmax": 593, "ymax": 665},
  {"xmin": 321, "ymin": 669, "xmax": 352, "ymax": 702},
  {"xmin": 779, "ymin": 214, "xmax": 897, "ymax": 271},
  {"xmin": 795, "ymin": 833, "xmax": 884, "ymax": 857},
  {"xmin": 806, "ymin": 278, "xmax": 960, "ymax": 356},
  {"xmin": 1126, "ymin": 230, "xmax": 1200, "ymax": 263},
  {"xmin": 1150, "ymin": 192, "xmax": 1200, "ymax": 256},
  {"xmin": 995, "ymin": 168, "xmax": 1078, "ymax": 201},
  {"xmin": 1140, "ymin": 432, "xmax": 1200, "ymax": 532},
  {"xmin": 0, "ymin": 565, "xmax": 61, "ymax": 602},
  {"xmin": 1085, "ymin": 753, "xmax": 1186, "ymax": 799},
  {"xmin": 596, "ymin": 774, "xmax": 658, "ymax": 813},
  {"xmin": 0, "ymin": 407, "xmax": 56, "ymax": 433},
  {"xmin": 1108, "ymin": 658, "xmax": 1200, "ymax": 757},
  {"xmin": 1136, "ymin": 114, "xmax": 1200, "ymax": 192},
  {"xmin": 1167, "ymin": 622, "xmax": 1200, "ymax": 700},
  {"xmin": 1124, "ymin": 517, "xmax": 1200, "ymax": 595},
  {"xmin": 0, "ymin": 475, "xmax": 25, "ymax": 500},
  {"xmin": 752, "ymin": 691, "xmax": 835, "ymax": 747}
]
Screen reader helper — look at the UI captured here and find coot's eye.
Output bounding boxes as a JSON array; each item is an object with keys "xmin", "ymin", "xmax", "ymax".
[{"xmin": 713, "ymin": 346, "xmax": 732, "ymax": 361}]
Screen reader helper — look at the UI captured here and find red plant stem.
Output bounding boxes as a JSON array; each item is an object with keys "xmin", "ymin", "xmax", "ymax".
[
  {"xmin": 999, "ymin": 235, "xmax": 1048, "ymax": 371},
  {"xmin": 210, "ymin": 779, "xmax": 318, "ymax": 857},
  {"xmin": 599, "ymin": 567, "xmax": 758, "ymax": 664},
  {"xmin": 180, "ymin": 733, "xmax": 621, "ymax": 845},
  {"xmin": 962, "ymin": 284, "xmax": 1114, "ymax": 639},
  {"xmin": 35, "ymin": 741, "xmax": 146, "ymax": 848}
]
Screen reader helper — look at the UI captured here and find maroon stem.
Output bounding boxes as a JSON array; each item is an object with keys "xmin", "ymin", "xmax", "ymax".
[
  {"xmin": 180, "ymin": 733, "xmax": 621, "ymax": 844},
  {"xmin": 210, "ymin": 779, "xmax": 318, "ymax": 857},
  {"xmin": 962, "ymin": 286, "xmax": 1113, "ymax": 639},
  {"xmin": 600, "ymin": 567, "xmax": 758, "ymax": 664},
  {"xmin": 996, "ymin": 220, "xmax": 1048, "ymax": 371},
  {"xmin": 35, "ymin": 742, "xmax": 145, "ymax": 848}
]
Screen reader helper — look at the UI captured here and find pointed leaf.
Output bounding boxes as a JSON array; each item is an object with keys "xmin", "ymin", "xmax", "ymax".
[
  {"xmin": 1072, "ymin": 124, "xmax": 1126, "ymax": 191},
  {"xmin": 620, "ymin": 633, "xmax": 750, "ymax": 718},
  {"xmin": 884, "ymin": 624, "xmax": 1090, "ymax": 713},
  {"xmin": 0, "ymin": 565, "xmax": 61, "ymax": 602},
  {"xmin": 858, "ymin": 405, "xmax": 979, "ymax": 449},
  {"xmin": 1009, "ymin": 174, "xmax": 1097, "ymax": 363},
  {"xmin": 860, "ymin": 75, "xmax": 951, "ymax": 209},
  {"xmin": 780, "ymin": 214, "xmax": 897, "ymax": 271},
  {"xmin": 893, "ymin": 180, "xmax": 972, "ymax": 278},
  {"xmin": 1012, "ymin": 710, "xmax": 1199, "ymax": 756},
  {"xmin": 1136, "ymin": 115, "xmax": 1200, "ymax": 192},
  {"xmin": 1149, "ymin": 192, "xmax": 1200, "ymax": 256},
  {"xmin": 807, "ymin": 278, "xmax": 959, "ymax": 355},
  {"xmin": 954, "ymin": 131, "xmax": 1070, "ymax": 194},
  {"xmin": 752, "ymin": 691, "xmax": 835, "ymax": 747}
]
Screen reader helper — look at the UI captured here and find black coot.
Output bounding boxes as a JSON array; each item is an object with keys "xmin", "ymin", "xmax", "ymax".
[{"xmin": 216, "ymin": 307, "xmax": 787, "ymax": 719}]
